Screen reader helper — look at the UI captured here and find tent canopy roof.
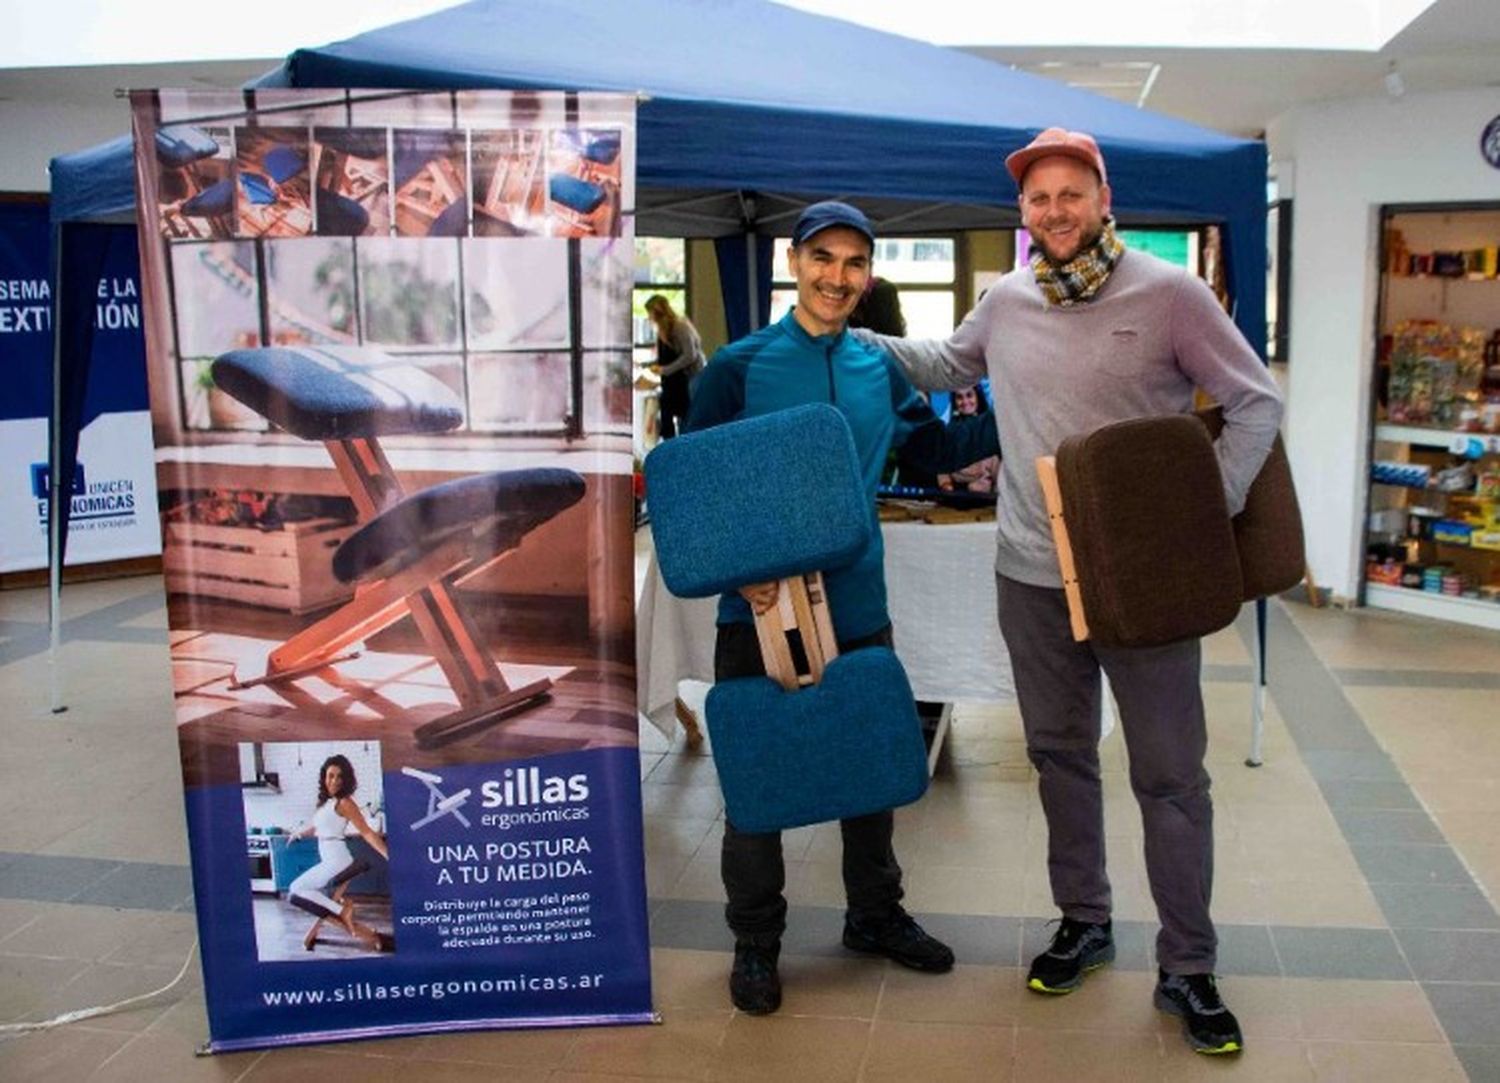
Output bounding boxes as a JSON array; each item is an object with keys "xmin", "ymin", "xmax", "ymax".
[
  {"xmin": 264, "ymin": 0, "xmax": 1262, "ymax": 227},
  {"xmin": 49, "ymin": 0, "xmax": 1266, "ymax": 345}
]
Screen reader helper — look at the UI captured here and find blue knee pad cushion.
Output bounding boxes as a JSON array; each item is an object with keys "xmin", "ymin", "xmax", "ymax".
[
  {"xmin": 644, "ymin": 403, "xmax": 870, "ymax": 597},
  {"xmin": 706, "ymin": 647, "xmax": 928, "ymax": 833}
]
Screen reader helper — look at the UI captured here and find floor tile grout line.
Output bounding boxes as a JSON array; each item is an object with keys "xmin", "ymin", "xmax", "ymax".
[
  {"xmin": 1246, "ymin": 600, "xmax": 1500, "ymax": 1065},
  {"xmin": 1245, "ymin": 602, "xmax": 1498, "ymax": 923}
]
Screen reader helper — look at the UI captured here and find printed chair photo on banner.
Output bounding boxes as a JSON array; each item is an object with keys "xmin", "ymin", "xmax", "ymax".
[
  {"xmin": 645, "ymin": 403, "xmax": 928, "ymax": 833},
  {"xmin": 156, "ymin": 124, "xmax": 234, "ymax": 239},
  {"xmin": 208, "ymin": 344, "xmax": 586, "ymax": 749}
]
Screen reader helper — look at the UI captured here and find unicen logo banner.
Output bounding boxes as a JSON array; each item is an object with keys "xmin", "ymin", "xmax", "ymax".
[
  {"xmin": 0, "ymin": 203, "xmax": 159, "ymax": 572},
  {"xmin": 135, "ymin": 87, "xmax": 649, "ymax": 1053}
]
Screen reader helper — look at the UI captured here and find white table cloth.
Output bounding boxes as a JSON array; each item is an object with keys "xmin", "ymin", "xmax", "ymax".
[{"xmin": 636, "ymin": 519, "xmax": 1017, "ymax": 737}]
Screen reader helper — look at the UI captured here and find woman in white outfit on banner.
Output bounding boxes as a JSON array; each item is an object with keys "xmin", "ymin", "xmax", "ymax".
[{"xmin": 287, "ymin": 754, "xmax": 392, "ymax": 952}]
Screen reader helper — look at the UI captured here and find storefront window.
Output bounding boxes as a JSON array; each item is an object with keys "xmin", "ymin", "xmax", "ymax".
[{"xmin": 170, "ymin": 233, "xmax": 635, "ymax": 437}]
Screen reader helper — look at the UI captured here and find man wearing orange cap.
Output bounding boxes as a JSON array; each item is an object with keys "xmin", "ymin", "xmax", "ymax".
[{"xmin": 856, "ymin": 128, "xmax": 1283, "ymax": 1055}]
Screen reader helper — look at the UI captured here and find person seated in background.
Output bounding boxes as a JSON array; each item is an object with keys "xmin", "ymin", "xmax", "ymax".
[{"xmin": 937, "ymin": 385, "xmax": 1000, "ymax": 493}]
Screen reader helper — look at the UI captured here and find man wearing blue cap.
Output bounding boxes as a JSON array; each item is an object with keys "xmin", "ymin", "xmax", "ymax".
[{"xmin": 684, "ymin": 201, "xmax": 999, "ymax": 1015}]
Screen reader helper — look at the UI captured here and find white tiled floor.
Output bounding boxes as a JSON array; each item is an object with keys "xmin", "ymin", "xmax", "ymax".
[{"xmin": 1, "ymin": 567, "xmax": 1498, "ymax": 1080}]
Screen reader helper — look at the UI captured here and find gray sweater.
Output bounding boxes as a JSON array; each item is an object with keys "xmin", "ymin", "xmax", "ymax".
[
  {"xmin": 861, "ymin": 249, "xmax": 1283, "ymax": 589},
  {"xmin": 656, "ymin": 319, "xmax": 705, "ymax": 378}
]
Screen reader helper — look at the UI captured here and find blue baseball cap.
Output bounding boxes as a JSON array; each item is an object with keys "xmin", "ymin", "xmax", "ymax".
[{"xmin": 791, "ymin": 200, "xmax": 875, "ymax": 248}]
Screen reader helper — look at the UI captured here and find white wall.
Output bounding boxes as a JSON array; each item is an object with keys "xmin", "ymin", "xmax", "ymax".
[
  {"xmin": 1267, "ymin": 87, "xmax": 1500, "ymax": 601},
  {"xmin": 0, "ymin": 97, "xmax": 133, "ymax": 193}
]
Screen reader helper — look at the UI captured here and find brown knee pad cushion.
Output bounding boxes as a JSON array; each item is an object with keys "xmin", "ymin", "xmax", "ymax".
[
  {"xmin": 1195, "ymin": 408, "xmax": 1305, "ymax": 600},
  {"xmin": 1056, "ymin": 414, "xmax": 1242, "ymax": 648}
]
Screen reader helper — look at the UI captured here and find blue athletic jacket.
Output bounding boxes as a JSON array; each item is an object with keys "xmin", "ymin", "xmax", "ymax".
[{"xmin": 682, "ymin": 310, "xmax": 999, "ymax": 640}]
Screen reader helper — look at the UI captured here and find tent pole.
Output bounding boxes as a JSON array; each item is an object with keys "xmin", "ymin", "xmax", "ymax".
[
  {"xmin": 48, "ymin": 225, "xmax": 67, "ymax": 715},
  {"xmin": 745, "ymin": 231, "xmax": 759, "ymax": 332}
]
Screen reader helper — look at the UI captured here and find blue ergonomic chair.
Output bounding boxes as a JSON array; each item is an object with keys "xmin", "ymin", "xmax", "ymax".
[
  {"xmin": 208, "ymin": 345, "xmax": 585, "ymax": 747},
  {"xmin": 645, "ymin": 403, "xmax": 929, "ymax": 832}
]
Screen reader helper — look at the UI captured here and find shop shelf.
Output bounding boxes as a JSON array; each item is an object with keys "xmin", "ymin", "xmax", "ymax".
[
  {"xmin": 1374, "ymin": 424, "xmax": 1500, "ymax": 453},
  {"xmin": 1365, "ymin": 582, "xmax": 1500, "ymax": 631}
]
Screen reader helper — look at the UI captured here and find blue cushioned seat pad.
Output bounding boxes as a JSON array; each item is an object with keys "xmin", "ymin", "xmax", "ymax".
[
  {"xmin": 582, "ymin": 133, "xmax": 621, "ymax": 165},
  {"xmin": 181, "ymin": 178, "xmax": 234, "ymax": 217},
  {"xmin": 549, "ymin": 174, "xmax": 605, "ymax": 214},
  {"xmin": 645, "ymin": 403, "xmax": 870, "ymax": 597},
  {"xmin": 240, "ymin": 171, "xmax": 277, "ymax": 205},
  {"xmin": 331, "ymin": 468, "xmax": 585, "ymax": 583},
  {"xmin": 316, "ymin": 189, "xmax": 370, "ymax": 235},
  {"xmin": 155, "ymin": 125, "xmax": 219, "ymax": 168},
  {"xmin": 211, "ymin": 346, "xmax": 463, "ymax": 440},
  {"xmin": 706, "ymin": 647, "xmax": 928, "ymax": 832},
  {"xmin": 428, "ymin": 196, "xmax": 469, "ymax": 237},
  {"xmin": 264, "ymin": 145, "xmax": 307, "ymax": 184}
]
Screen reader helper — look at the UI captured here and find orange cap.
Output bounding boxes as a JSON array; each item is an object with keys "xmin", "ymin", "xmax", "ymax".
[{"xmin": 1005, "ymin": 128, "xmax": 1107, "ymax": 187}]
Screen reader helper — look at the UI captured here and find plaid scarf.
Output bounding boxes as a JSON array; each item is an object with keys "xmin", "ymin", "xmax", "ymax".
[{"xmin": 1030, "ymin": 217, "xmax": 1125, "ymax": 307}]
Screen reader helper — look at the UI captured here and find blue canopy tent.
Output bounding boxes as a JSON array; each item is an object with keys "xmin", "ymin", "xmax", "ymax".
[
  {"xmin": 256, "ymin": 0, "xmax": 1267, "ymax": 346},
  {"xmin": 45, "ymin": 0, "xmax": 1273, "ymax": 750},
  {"xmin": 50, "ymin": 0, "xmax": 1266, "ymax": 344}
]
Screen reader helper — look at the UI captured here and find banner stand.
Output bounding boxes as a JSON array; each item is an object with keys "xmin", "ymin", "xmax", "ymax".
[{"xmin": 130, "ymin": 87, "xmax": 653, "ymax": 1052}]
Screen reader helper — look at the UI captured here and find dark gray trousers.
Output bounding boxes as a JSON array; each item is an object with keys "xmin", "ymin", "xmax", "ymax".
[
  {"xmin": 715, "ymin": 621, "xmax": 905, "ymax": 943},
  {"xmin": 996, "ymin": 574, "xmax": 1217, "ymax": 974}
]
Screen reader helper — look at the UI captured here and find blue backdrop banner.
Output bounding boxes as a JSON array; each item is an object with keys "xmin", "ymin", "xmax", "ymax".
[{"xmin": 0, "ymin": 203, "xmax": 159, "ymax": 571}]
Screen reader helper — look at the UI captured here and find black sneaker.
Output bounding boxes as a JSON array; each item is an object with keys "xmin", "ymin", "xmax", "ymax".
[
  {"xmin": 842, "ymin": 906, "xmax": 955, "ymax": 972},
  {"xmin": 1026, "ymin": 917, "xmax": 1115, "ymax": 994},
  {"xmin": 1154, "ymin": 970, "xmax": 1244, "ymax": 1055},
  {"xmin": 729, "ymin": 940, "xmax": 782, "ymax": 1015}
]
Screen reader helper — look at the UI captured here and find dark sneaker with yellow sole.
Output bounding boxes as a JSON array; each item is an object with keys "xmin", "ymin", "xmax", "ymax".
[
  {"xmin": 1026, "ymin": 917, "xmax": 1114, "ymax": 994},
  {"xmin": 1155, "ymin": 970, "xmax": 1244, "ymax": 1055},
  {"xmin": 842, "ymin": 907, "xmax": 955, "ymax": 972}
]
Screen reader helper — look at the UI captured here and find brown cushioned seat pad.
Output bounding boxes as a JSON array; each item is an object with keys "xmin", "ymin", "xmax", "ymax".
[
  {"xmin": 1195, "ymin": 408, "xmax": 1305, "ymax": 600},
  {"xmin": 1056, "ymin": 414, "xmax": 1242, "ymax": 649}
]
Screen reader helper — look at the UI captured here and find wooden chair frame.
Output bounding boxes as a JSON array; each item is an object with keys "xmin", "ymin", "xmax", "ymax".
[
  {"xmin": 231, "ymin": 431, "xmax": 552, "ymax": 746},
  {"xmin": 1035, "ymin": 455, "xmax": 1090, "ymax": 642},
  {"xmin": 751, "ymin": 571, "xmax": 840, "ymax": 691}
]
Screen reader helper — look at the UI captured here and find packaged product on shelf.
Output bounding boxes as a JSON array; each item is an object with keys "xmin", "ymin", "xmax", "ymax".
[
  {"xmin": 1371, "ymin": 461, "xmax": 1431, "ymax": 488},
  {"xmin": 1406, "ymin": 507, "xmax": 1442, "ymax": 539},
  {"xmin": 1388, "ymin": 320, "xmax": 1458, "ymax": 425},
  {"xmin": 1433, "ymin": 463, "xmax": 1475, "ymax": 492},
  {"xmin": 1433, "ymin": 251, "xmax": 1467, "ymax": 277},
  {"xmin": 1385, "ymin": 228, "xmax": 1408, "ymax": 274},
  {"xmin": 1367, "ymin": 506, "xmax": 1409, "ymax": 536},
  {"xmin": 1457, "ymin": 327, "xmax": 1487, "ymax": 399},
  {"xmin": 1432, "ymin": 519, "xmax": 1474, "ymax": 546}
]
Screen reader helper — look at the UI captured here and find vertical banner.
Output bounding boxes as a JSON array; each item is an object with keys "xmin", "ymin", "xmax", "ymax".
[
  {"xmin": 130, "ymin": 89, "xmax": 649, "ymax": 1051},
  {"xmin": 0, "ymin": 202, "xmax": 160, "ymax": 571}
]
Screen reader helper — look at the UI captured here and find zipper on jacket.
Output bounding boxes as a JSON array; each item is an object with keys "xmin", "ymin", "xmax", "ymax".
[{"xmin": 825, "ymin": 343, "xmax": 837, "ymax": 403}]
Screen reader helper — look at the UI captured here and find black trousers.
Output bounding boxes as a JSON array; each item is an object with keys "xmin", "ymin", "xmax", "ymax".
[
  {"xmin": 714, "ymin": 621, "xmax": 905, "ymax": 943},
  {"xmin": 658, "ymin": 369, "xmax": 691, "ymax": 439}
]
